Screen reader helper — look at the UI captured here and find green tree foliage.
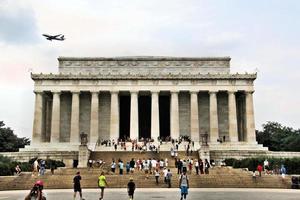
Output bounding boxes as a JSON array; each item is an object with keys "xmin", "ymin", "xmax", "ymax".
[
  {"xmin": 0, "ymin": 121, "xmax": 30, "ymax": 152},
  {"xmin": 256, "ymin": 121, "xmax": 300, "ymax": 151}
]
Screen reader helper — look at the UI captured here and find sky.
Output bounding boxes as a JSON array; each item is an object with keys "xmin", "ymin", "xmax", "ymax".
[{"xmin": 0, "ymin": 0, "xmax": 299, "ymax": 139}]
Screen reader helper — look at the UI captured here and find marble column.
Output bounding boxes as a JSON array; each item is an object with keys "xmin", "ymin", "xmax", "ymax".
[
  {"xmin": 50, "ymin": 91, "xmax": 61, "ymax": 143},
  {"xmin": 228, "ymin": 91, "xmax": 239, "ymax": 142},
  {"xmin": 70, "ymin": 91, "xmax": 80, "ymax": 143},
  {"xmin": 90, "ymin": 91, "xmax": 99, "ymax": 144},
  {"xmin": 170, "ymin": 91, "xmax": 180, "ymax": 140},
  {"xmin": 110, "ymin": 91, "xmax": 119, "ymax": 140},
  {"xmin": 190, "ymin": 91, "xmax": 200, "ymax": 142},
  {"xmin": 151, "ymin": 91, "xmax": 160, "ymax": 141},
  {"xmin": 130, "ymin": 91, "xmax": 139, "ymax": 140},
  {"xmin": 245, "ymin": 91, "xmax": 256, "ymax": 143},
  {"xmin": 32, "ymin": 91, "xmax": 43, "ymax": 144},
  {"xmin": 209, "ymin": 91, "xmax": 219, "ymax": 143}
]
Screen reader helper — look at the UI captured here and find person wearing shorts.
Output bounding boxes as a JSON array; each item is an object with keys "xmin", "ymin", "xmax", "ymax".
[
  {"xmin": 179, "ymin": 171, "xmax": 189, "ymax": 200},
  {"xmin": 98, "ymin": 172, "xmax": 108, "ymax": 200},
  {"xmin": 73, "ymin": 171, "xmax": 83, "ymax": 200}
]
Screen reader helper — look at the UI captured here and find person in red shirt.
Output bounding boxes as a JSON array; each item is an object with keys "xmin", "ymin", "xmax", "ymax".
[{"xmin": 257, "ymin": 164, "xmax": 263, "ymax": 177}]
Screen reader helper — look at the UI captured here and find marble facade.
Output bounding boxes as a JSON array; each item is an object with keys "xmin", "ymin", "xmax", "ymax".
[{"xmin": 28, "ymin": 56, "xmax": 262, "ymax": 151}]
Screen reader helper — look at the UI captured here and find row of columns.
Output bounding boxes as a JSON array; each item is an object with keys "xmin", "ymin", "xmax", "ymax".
[{"xmin": 32, "ymin": 90, "xmax": 256, "ymax": 145}]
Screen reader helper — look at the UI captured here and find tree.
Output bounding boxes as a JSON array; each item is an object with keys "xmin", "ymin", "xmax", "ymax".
[
  {"xmin": 256, "ymin": 121, "xmax": 300, "ymax": 151},
  {"xmin": 0, "ymin": 121, "xmax": 30, "ymax": 152}
]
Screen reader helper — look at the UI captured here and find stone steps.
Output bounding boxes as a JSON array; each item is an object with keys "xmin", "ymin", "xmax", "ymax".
[{"xmin": 0, "ymin": 167, "xmax": 290, "ymax": 190}]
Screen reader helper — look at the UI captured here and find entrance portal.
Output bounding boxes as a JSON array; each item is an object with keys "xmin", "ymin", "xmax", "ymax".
[
  {"xmin": 159, "ymin": 95, "xmax": 170, "ymax": 140},
  {"xmin": 119, "ymin": 95, "xmax": 130, "ymax": 140},
  {"xmin": 138, "ymin": 95, "xmax": 151, "ymax": 139}
]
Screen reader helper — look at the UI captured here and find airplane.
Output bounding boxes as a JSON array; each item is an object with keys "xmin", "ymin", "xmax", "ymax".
[{"xmin": 42, "ymin": 34, "xmax": 65, "ymax": 41}]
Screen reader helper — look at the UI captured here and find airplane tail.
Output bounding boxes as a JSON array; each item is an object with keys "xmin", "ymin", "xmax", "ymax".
[{"xmin": 61, "ymin": 35, "xmax": 65, "ymax": 40}]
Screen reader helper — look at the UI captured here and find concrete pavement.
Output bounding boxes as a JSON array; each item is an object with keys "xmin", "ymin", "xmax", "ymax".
[{"xmin": 0, "ymin": 188, "xmax": 299, "ymax": 200}]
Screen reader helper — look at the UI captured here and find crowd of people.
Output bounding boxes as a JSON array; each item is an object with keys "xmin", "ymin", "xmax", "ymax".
[{"xmin": 253, "ymin": 159, "xmax": 287, "ymax": 179}]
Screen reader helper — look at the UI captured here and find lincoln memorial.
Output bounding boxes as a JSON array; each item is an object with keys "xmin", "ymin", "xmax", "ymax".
[{"xmin": 26, "ymin": 56, "xmax": 266, "ymax": 153}]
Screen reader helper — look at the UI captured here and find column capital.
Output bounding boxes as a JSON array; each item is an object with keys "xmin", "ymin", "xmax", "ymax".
[
  {"xmin": 190, "ymin": 90, "xmax": 199, "ymax": 94},
  {"xmin": 130, "ymin": 90, "xmax": 139, "ymax": 94},
  {"xmin": 151, "ymin": 90, "xmax": 160, "ymax": 94},
  {"xmin": 170, "ymin": 90, "xmax": 179, "ymax": 94},
  {"xmin": 70, "ymin": 90, "xmax": 81, "ymax": 94},
  {"xmin": 245, "ymin": 90, "xmax": 255, "ymax": 94},
  {"xmin": 110, "ymin": 90, "xmax": 119, "ymax": 94},
  {"xmin": 227, "ymin": 90, "xmax": 237, "ymax": 94},
  {"xmin": 90, "ymin": 90, "xmax": 100, "ymax": 94},
  {"xmin": 51, "ymin": 90, "xmax": 61, "ymax": 95},
  {"xmin": 33, "ymin": 90, "xmax": 43, "ymax": 94},
  {"xmin": 209, "ymin": 90, "xmax": 218, "ymax": 94}
]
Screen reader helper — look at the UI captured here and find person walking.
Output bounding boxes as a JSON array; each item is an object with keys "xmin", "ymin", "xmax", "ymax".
[
  {"xmin": 166, "ymin": 169, "xmax": 172, "ymax": 188},
  {"xmin": 154, "ymin": 169, "xmax": 160, "ymax": 185},
  {"xmin": 179, "ymin": 171, "xmax": 189, "ymax": 200},
  {"xmin": 73, "ymin": 171, "xmax": 83, "ymax": 200},
  {"xmin": 98, "ymin": 172, "xmax": 108, "ymax": 200},
  {"xmin": 127, "ymin": 177, "xmax": 136, "ymax": 200},
  {"xmin": 195, "ymin": 159, "xmax": 199, "ymax": 175}
]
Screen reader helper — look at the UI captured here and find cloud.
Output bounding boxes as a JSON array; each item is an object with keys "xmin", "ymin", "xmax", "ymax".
[{"xmin": 0, "ymin": 1, "xmax": 40, "ymax": 45}]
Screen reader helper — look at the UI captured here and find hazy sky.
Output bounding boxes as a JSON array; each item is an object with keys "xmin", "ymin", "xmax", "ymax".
[{"xmin": 0, "ymin": 0, "xmax": 299, "ymax": 138}]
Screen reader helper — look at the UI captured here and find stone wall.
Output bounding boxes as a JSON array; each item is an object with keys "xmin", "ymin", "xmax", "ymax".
[
  {"xmin": 79, "ymin": 93, "xmax": 91, "ymax": 140},
  {"xmin": 179, "ymin": 92, "xmax": 191, "ymax": 137},
  {"xmin": 99, "ymin": 92, "xmax": 111, "ymax": 141},
  {"xmin": 217, "ymin": 92, "xmax": 229, "ymax": 141},
  {"xmin": 60, "ymin": 93, "xmax": 72, "ymax": 142},
  {"xmin": 198, "ymin": 92, "xmax": 210, "ymax": 136}
]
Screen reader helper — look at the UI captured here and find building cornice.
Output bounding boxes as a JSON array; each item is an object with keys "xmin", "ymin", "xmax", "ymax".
[
  {"xmin": 31, "ymin": 73, "xmax": 257, "ymax": 81},
  {"xmin": 58, "ymin": 56, "xmax": 231, "ymax": 62}
]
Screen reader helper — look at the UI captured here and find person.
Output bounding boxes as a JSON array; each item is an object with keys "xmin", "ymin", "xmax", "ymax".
[
  {"xmin": 154, "ymin": 169, "xmax": 160, "ymax": 185},
  {"xmin": 126, "ymin": 162, "xmax": 130, "ymax": 174},
  {"xmin": 204, "ymin": 159, "xmax": 210, "ymax": 174},
  {"xmin": 263, "ymin": 159, "xmax": 269, "ymax": 174},
  {"xmin": 33, "ymin": 159, "xmax": 39, "ymax": 177},
  {"xmin": 179, "ymin": 171, "xmax": 189, "ymax": 200},
  {"xmin": 182, "ymin": 160, "xmax": 187, "ymax": 173},
  {"xmin": 280, "ymin": 164, "xmax": 286, "ymax": 179},
  {"xmin": 257, "ymin": 164, "xmax": 263, "ymax": 177},
  {"xmin": 73, "ymin": 171, "xmax": 83, "ymax": 200},
  {"xmin": 40, "ymin": 160, "xmax": 46, "ymax": 176},
  {"xmin": 88, "ymin": 159, "xmax": 93, "ymax": 170},
  {"xmin": 111, "ymin": 160, "xmax": 116, "ymax": 173},
  {"xmin": 177, "ymin": 159, "xmax": 182, "ymax": 174},
  {"xmin": 25, "ymin": 180, "xmax": 47, "ymax": 200},
  {"xmin": 199, "ymin": 159, "xmax": 204, "ymax": 174},
  {"xmin": 98, "ymin": 172, "xmax": 108, "ymax": 200},
  {"xmin": 166, "ymin": 169, "xmax": 172, "ymax": 188},
  {"xmin": 15, "ymin": 165, "xmax": 21, "ymax": 176},
  {"xmin": 127, "ymin": 177, "xmax": 136, "ymax": 200},
  {"xmin": 163, "ymin": 167, "xmax": 168, "ymax": 183},
  {"xmin": 130, "ymin": 158, "xmax": 135, "ymax": 173},
  {"xmin": 195, "ymin": 159, "xmax": 199, "ymax": 175},
  {"xmin": 118, "ymin": 160, "xmax": 124, "ymax": 175},
  {"xmin": 252, "ymin": 170, "xmax": 257, "ymax": 181}
]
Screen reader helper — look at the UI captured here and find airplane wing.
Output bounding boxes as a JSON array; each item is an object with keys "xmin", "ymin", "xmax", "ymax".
[{"xmin": 53, "ymin": 34, "xmax": 62, "ymax": 38}]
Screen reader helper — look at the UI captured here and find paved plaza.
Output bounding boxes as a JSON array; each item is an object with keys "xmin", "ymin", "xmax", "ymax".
[{"xmin": 0, "ymin": 188, "xmax": 299, "ymax": 200}]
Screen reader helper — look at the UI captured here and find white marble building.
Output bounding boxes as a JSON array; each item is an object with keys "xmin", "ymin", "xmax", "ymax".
[{"xmin": 27, "ymin": 56, "xmax": 264, "ymax": 152}]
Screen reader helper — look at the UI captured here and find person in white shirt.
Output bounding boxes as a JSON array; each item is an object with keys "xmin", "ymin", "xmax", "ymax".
[{"xmin": 163, "ymin": 167, "xmax": 168, "ymax": 183}]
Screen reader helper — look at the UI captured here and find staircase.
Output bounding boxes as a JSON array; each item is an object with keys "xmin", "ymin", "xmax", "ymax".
[{"xmin": 0, "ymin": 166, "xmax": 291, "ymax": 190}]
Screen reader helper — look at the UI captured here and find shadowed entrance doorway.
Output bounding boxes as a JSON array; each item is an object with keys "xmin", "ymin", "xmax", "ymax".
[
  {"xmin": 138, "ymin": 95, "xmax": 151, "ymax": 139},
  {"xmin": 119, "ymin": 95, "xmax": 130, "ymax": 140},
  {"xmin": 159, "ymin": 94, "xmax": 170, "ymax": 140}
]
